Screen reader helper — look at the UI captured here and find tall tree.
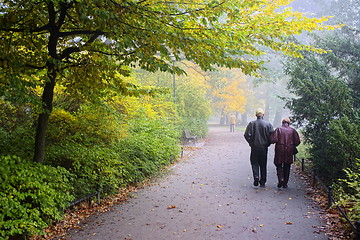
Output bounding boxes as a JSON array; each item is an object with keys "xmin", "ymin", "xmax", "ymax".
[
  {"xmin": 0, "ymin": 0, "xmax": 335, "ymax": 163},
  {"xmin": 283, "ymin": 27, "xmax": 359, "ymax": 180},
  {"xmin": 209, "ymin": 69, "xmax": 247, "ymax": 124}
]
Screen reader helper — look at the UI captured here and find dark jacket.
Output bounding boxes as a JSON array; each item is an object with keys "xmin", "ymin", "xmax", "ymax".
[
  {"xmin": 244, "ymin": 117, "xmax": 274, "ymax": 149},
  {"xmin": 270, "ymin": 123, "xmax": 301, "ymax": 164}
]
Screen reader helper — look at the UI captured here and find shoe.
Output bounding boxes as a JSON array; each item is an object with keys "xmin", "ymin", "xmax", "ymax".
[
  {"xmin": 260, "ymin": 183, "xmax": 265, "ymax": 187},
  {"xmin": 283, "ymin": 184, "xmax": 288, "ymax": 188},
  {"xmin": 253, "ymin": 178, "xmax": 259, "ymax": 186},
  {"xmin": 277, "ymin": 179, "xmax": 284, "ymax": 188}
]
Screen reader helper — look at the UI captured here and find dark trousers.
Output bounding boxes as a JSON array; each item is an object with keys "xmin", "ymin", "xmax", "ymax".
[
  {"xmin": 230, "ymin": 124, "xmax": 235, "ymax": 132},
  {"xmin": 275, "ymin": 163, "xmax": 291, "ymax": 185},
  {"xmin": 250, "ymin": 148, "xmax": 268, "ymax": 185}
]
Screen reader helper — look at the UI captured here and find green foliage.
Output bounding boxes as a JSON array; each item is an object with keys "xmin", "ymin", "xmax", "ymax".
[
  {"xmin": 1, "ymin": 0, "xmax": 336, "ymax": 163},
  {"xmin": 1, "ymin": 84, "xmax": 182, "ymax": 238},
  {"xmin": 334, "ymin": 159, "xmax": 360, "ymax": 222},
  {"xmin": 0, "ymin": 126, "xmax": 35, "ymax": 160},
  {"xmin": 0, "ymin": 0, "xmax": 335, "ymax": 80},
  {"xmin": 176, "ymin": 81, "xmax": 212, "ymax": 138},
  {"xmin": 0, "ymin": 98, "xmax": 36, "ymax": 133},
  {"xmin": 311, "ymin": 117, "xmax": 359, "ymax": 181},
  {"xmin": 119, "ymin": 115, "xmax": 181, "ymax": 182},
  {"xmin": 47, "ymin": 108, "xmax": 77, "ymax": 144},
  {"xmin": 314, "ymin": 27, "xmax": 360, "ymax": 109},
  {"xmin": 45, "ymin": 109, "xmax": 181, "ymax": 197},
  {"xmin": 180, "ymin": 117, "xmax": 208, "ymax": 139},
  {"xmin": 284, "ymin": 28, "xmax": 359, "ymax": 182},
  {"xmin": 47, "ymin": 103, "xmax": 126, "ymax": 146},
  {"xmin": 134, "ymin": 64, "xmax": 212, "ymax": 138},
  {"xmin": 70, "ymin": 103, "xmax": 125, "ymax": 145},
  {"xmin": 46, "ymin": 142, "xmax": 128, "ymax": 197},
  {"xmin": 1, "ymin": 56, "xmax": 181, "ymax": 239},
  {"xmin": 326, "ymin": 117, "xmax": 360, "ymax": 170},
  {"xmin": 0, "ymin": 155, "xmax": 73, "ymax": 239},
  {"xmin": 285, "ymin": 51, "xmax": 353, "ymax": 135}
]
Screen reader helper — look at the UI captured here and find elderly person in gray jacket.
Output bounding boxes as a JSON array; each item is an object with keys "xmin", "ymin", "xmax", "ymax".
[{"xmin": 244, "ymin": 109, "xmax": 274, "ymax": 187}]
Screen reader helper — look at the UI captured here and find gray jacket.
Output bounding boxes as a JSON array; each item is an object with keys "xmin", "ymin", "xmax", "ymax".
[{"xmin": 244, "ymin": 117, "xmax": 274, "ymax": 149}]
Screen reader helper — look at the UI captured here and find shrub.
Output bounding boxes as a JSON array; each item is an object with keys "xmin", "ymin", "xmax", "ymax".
[
  {"xmin": 0, "ymin": 126, "xmax": 35, "ymax": 160},
  {"xmin": 180, "ymin": 116, "xmax": 208, "ymax": 138},
  {"xmin": 311, "ymin": 117, "xmax": 360, "ymax": 182},
  {"xmin": 45, "ymin": 143, "xmax": 127, "ymax": 198},
  {"xmin": 327, "ymin": 117, "xmax": 360, "ymax": 170},
  {"xmin": 335, "ymin": 159, "xmax": 360, "ymax": 222},
  {"xmin": 0, "ymin": 100, "xmax": 34, "ymax": 132},
  {"xmin": 47, "ymin": 108, "xmax": 77, "ymax": 144},
  {"xmin": 112, "ymin": 116, "xmax": 181, "ymax": 182},
  {"xmin": 45, "ymin": 116, "xmax": 181, "ymax": 198},
  {"xmin": 46, "ymin": 105, "xmax": 127, "ymax": 147},
  {"xmin": 0, "ymin": 156, "xmax": 74, "ymax": 239},
  {"xmin": 72, "ymin": 104, "xmax": 126, "ymax": 145}
]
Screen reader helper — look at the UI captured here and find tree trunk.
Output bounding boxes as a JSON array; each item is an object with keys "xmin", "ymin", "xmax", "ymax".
[
  {"xmin": 264, "ymin": 101, "xmax": 270, "ymax": 122},
  {"xmin": 241, "ymin": 112, "xmax": 248, "ymax": 126},
  {"xmin": 220, "ymin": 113, "xmax": 225, "ymax": 125},
  {"xmin": 273, "ymin": 108, "xmax": 283, "ymax": 128},
  {"xmin": 33, "ymin": 65, "xmax": 56, "ymax": 163},
  {"xmin": 219, "ymin": 106, "xmax": 226, "ymax": 125}
]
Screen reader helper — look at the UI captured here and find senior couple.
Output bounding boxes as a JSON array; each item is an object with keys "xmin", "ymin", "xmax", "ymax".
[{"xmin": 244, "ymin": 108, "xmax": 301, "ymax": 188}]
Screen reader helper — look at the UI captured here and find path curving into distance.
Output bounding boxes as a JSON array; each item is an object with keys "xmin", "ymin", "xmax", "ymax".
[{"xmin": 60, "ymin": 125, "xmax": 326, "ymax": 240}]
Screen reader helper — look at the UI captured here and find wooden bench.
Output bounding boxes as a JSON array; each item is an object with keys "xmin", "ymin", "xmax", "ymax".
[{"xmin": 183, "ymin": 129, "xmax": 197, "ymax": 143}]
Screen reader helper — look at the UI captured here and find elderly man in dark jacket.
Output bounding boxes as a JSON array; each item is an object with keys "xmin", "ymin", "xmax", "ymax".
[
  {"xmin": 271, "ymin": 118, "xmax": 301, "ymax": 188},
  {"xmin": 244, "ymin": 108, "xmax": 274, "ymax": 187}
]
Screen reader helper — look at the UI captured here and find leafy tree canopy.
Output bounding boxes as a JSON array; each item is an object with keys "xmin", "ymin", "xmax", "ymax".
[
  {"xmin": 1, "ymin": 0, "xmax": 336, "ymax": 89},
  {"xmin": 210, "ymin": 69, "xmax": 247, "ymax": 115},
  {"xmin": 0, "ymin": 0, "xmax": 337, "ymax": 162},
  {"xmin": 283, "ymin": 27, "xmax": 359, "ymax": 181}
]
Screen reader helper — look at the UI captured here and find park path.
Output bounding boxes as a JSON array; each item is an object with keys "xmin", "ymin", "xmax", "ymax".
[{"xmin": 60, "ymin": 125, "xmax": 327, "ymax": 240}]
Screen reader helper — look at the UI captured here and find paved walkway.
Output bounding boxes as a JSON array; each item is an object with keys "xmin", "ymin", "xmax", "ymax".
[{"xmin": 60, "ymin": 126, "xmax": 326, "ymax": 240}]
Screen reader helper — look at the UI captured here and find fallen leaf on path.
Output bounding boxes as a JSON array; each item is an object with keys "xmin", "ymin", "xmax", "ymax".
[
  {"xmin": 167, "ymin": 205, "xmax": 176, "ymax": 209},
  {"xmin": 285, "ymin": 222, "xmax": 293, "ymax": 225}
]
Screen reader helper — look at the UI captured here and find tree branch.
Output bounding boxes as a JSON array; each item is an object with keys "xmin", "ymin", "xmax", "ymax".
[
  {"xmin": 90, "ymin": 49, "xmax": 137, "ymax": 57},
  {"xmin": 58, "ymin": 30, "xmax": 105, "ymax": 38},
  {"xmin": 59, "ymin": 47, "xmax": 80, "ymax": 59},
  {"xmin": 0, "ymin": 58, "xmax": 46, "ymax": 70}
]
